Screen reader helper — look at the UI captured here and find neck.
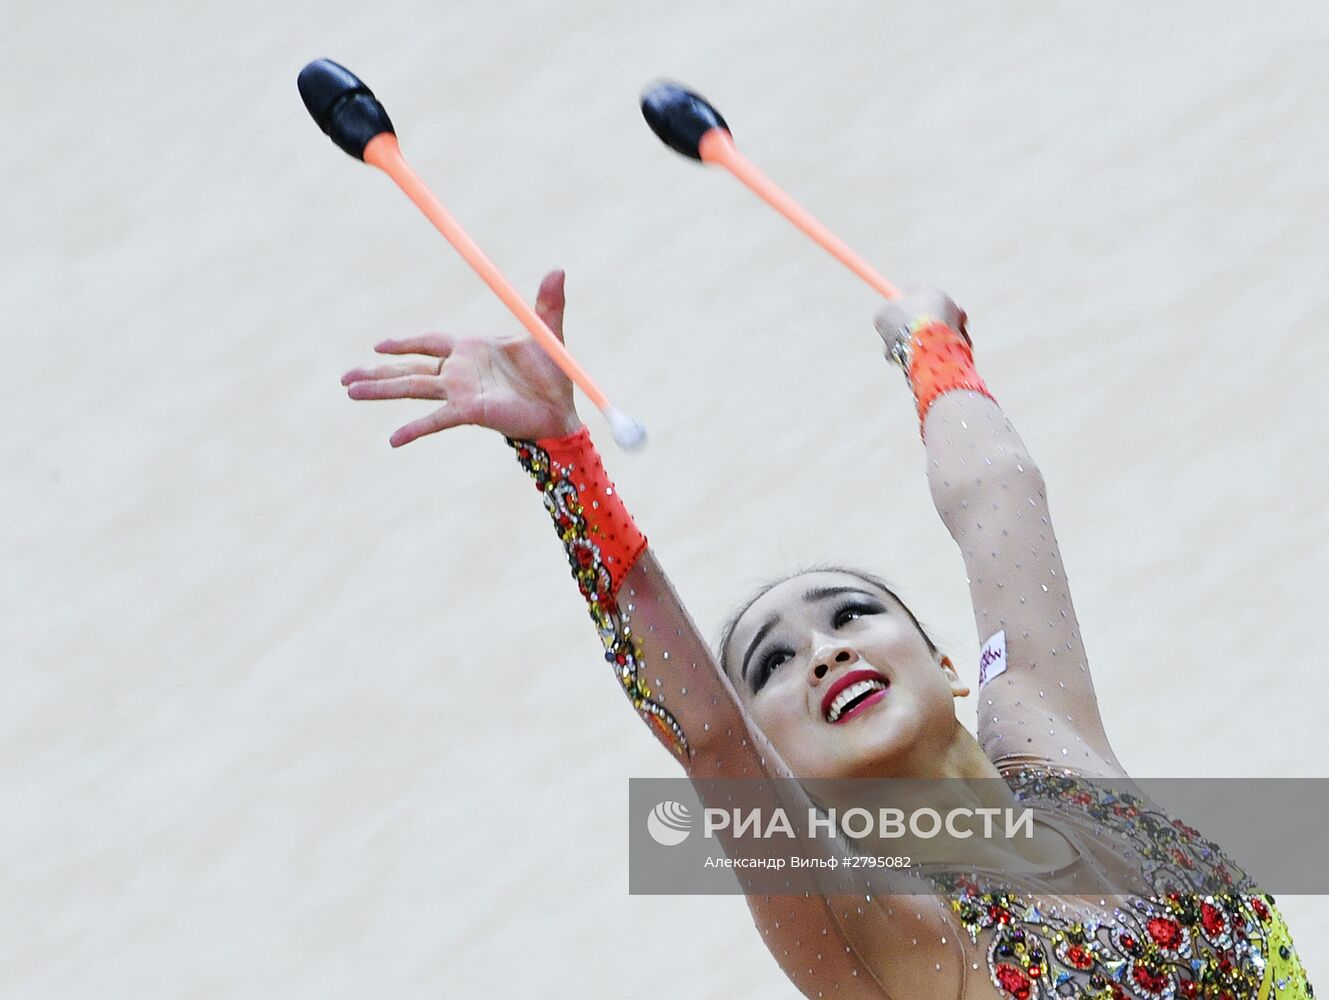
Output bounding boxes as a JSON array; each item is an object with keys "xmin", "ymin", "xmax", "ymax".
[
  {"xmin": 808, "ymin": 723, "xmax": 1074, "ymax": 872},
  {"xmin": 905, "ymin": 718, "xmax": 997, "ymax": 782}
]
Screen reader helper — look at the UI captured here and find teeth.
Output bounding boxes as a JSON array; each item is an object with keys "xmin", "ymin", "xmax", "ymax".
[{"xmin": 826, "ymin": 679, "xmax": 886, "ymax": 722}]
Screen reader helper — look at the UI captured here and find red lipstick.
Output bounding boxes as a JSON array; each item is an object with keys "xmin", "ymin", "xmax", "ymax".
[{"xmin": 820, "ymin": 668, "xmax": 889, "ymax": 723}]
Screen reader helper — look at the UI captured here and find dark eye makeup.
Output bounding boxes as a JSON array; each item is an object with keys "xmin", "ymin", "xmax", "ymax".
[
  {"xmin": 832, "ymin": 598, "xmax": 885, "ymax": 628},
  {"xmin": 750, "ymin": 599, "xmax": 886, "ymax": 693},
  {"xmin": 751, "ymin": 647, "xmax": 792, "ymax": 692}
]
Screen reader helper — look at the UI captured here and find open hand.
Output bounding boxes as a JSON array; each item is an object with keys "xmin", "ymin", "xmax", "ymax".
[{"xmin": 341, "ymin": 270, "xmax": 582, "ymax": 447}]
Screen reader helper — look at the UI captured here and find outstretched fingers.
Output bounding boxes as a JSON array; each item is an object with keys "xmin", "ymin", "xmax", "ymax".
[
  {"xmin": 375, "ymin": 333, "xmax": 456, "ymax": 357},
  {"xmin": 341, "ymin": 360, "xmax": 437, "ymax": 385},
  {"xmin": 390, "ymin": 404, "xmax": 468, "ymax": 448},
  {"xmin": 346, "ymin": 375, "xmax": 446, "ymax": 401}
]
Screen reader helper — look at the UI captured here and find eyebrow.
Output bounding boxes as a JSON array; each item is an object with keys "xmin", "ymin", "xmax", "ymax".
[
  {"xmin": 741, "ymin": 616, "xmax": 781, "ymax": 682},
  {"xmin": 803, "ymin": 585, "xmax": 877, "ymax": 603},
  {"xmin": 739, "ymin": 588, "xmax": 881, "ymax": 683}
]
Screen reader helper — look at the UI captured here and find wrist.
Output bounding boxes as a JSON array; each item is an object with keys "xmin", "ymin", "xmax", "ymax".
[
  {"xmin": 549, "ymin": 409, "xmax": 584, "ymax": 439},
  {"xmin": 886, "ymin": 314, "xmax": 940, "ymax": 381},
  {"xmin": 508, "ymin": 428, "xmax": 647, "ymax": 598},
  {"xmin": 507, "ymin": 417, "xmax": 686, "ymax": 759},
  {"xmin": 901, "ymin": 318, "xmax": 995, "ymax": 438}
]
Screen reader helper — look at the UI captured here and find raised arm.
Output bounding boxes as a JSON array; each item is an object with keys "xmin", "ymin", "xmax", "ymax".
[
  {"xmin": 339, "ymin": 269, "xmax": 810, "ymax": 777},
  {"xmin": 508, "ymin": 412, "xmax": 967, "ymax": 1000},
  {"xmin": 342, "ymin": 271, "xmax": 964, "ymax": 999},
  {"xmin": 512, "ymin": 403, "xmax": 975, "ymax": 998},
  {"xmin": 877, "ymin": 291, "xmax": 1124, "ymax": 777},
  {"xmin": 503, "ymin": 426, "xmax": 744, "ymax": 769}
]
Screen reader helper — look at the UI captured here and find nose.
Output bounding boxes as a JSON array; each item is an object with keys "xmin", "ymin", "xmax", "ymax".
[{"xmin": 809, "ymin": 640, "xmax": 858, "ymax": 684}]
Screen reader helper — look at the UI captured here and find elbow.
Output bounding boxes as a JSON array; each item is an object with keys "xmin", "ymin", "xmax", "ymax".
[{"xmin": 929, "ymin": 452, "xmax": 1046, "ymax": 524}]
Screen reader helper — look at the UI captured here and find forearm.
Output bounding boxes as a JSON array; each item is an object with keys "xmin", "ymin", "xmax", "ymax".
[
  {"xmin": 508, "ymin": 430, "xmax": 964, "ymax": 996},
  {"xmin": 617, "ymin": 549, "xmax": 765, "ymax": 767},
  {"xmin": 506, "ymin": 428, "xmax": 756, "ymax": 769},
  {"xmin": 922, "ymin": 390, "xmax": 1084, "ymax": 658},
  {"xmin": 895, "ymin": 319, "xmax": 1118, "ymax": 769}
]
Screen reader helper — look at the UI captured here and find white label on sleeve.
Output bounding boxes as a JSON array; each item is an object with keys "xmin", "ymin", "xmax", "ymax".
[{"xmin": 978, "ymin": 630, "xmax": 1008, "ymax": 688}]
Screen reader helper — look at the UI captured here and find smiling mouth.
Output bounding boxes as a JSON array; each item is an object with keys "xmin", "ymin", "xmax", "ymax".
[{"xmin": 822, "ymin": 670, "xmax": 890, "ymax": 724}]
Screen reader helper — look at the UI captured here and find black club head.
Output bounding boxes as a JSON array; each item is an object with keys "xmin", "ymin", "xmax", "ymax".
[
  {"xmin": 640, "ymin": 81, "xmax": 730, "ymax": 160},
  {"xmin": 298, "ymin": 58, "xmax": 395, "ymax": 161}
]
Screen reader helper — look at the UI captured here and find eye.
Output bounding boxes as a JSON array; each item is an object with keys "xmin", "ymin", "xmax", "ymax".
[
  {"xmin": 753, "ymin": 648, "xmax": 792, "ymax": 693},
  {"xmin": 833, "ymin": 600, "xmax": 884, "ymax": 628}
]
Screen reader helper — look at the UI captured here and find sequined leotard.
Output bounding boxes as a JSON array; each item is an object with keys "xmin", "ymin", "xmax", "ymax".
[{"xmin": 509, "ymin": 377, "xmax": 1314, "ymax": 1000}]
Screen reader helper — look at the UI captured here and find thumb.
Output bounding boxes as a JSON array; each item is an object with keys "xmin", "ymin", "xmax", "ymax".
[{"xmin": 535, "ymin": 269, "xmax": 566, "ymax": 344}]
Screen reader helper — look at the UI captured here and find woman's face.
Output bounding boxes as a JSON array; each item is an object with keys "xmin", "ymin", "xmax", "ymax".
[{"xmin": 723, "ymin": 571, "xmax": 966, "ymax": 779}]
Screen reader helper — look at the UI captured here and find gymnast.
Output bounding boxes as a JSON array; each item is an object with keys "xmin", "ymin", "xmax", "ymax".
[{"xmin": 339, "ymin": 272, "xmax": 1313, "ymax": 1000}]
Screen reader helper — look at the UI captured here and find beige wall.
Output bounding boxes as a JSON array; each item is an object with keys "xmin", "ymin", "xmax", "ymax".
[{"xmin": 4, "ymin": 0, "xmax": 1325, "ymax": 995}]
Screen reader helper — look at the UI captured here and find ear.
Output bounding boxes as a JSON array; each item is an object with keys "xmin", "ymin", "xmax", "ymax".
[{"xmin": 939, "ymin": 655, "xmax": 970, "ymax": 698}]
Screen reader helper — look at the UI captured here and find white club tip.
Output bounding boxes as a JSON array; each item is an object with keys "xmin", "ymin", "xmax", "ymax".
[{"xmin": 606, "ymin": 406, "xmax": 648, "ymax": 451}]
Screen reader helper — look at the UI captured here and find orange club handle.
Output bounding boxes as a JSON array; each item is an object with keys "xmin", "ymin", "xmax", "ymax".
[
  {"xmin": 299, "ymin": 59, "xmax": 645, "ymax": 448},
  {"xmin": 697, "ymin": 128, "xmax": 901, "ymax": 302},
  {"xmin": 363, "ymin": 132, "xmax": 614, "ymax": 413}
]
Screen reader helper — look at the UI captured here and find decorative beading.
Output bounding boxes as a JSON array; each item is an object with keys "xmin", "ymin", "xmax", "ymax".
[
  {"xmin": 509, "ymin": 432, "xmax": 688, "ymax": 759},
  {"xmin": 929, "ymin": 767, "xmax": 1313, "ymax": 1000}
]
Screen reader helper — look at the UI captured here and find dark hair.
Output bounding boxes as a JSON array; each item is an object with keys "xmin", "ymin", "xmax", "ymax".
[{"xmin": 717, "ymin": 564, "xmax": 939, "ymax": 682}]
